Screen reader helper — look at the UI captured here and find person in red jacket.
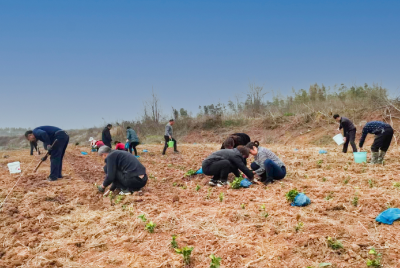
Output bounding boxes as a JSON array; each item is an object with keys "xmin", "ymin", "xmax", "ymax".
[
  {"xmin": 115, "ymin": 141, "xmax": 127, "ymax": 151},
  {"xmin": 95, "ymin": 140, "xmax": 105, "ymax": 151}
]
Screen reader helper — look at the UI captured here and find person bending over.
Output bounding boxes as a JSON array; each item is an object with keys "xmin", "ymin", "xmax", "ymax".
[
  {"xmin": 202, "ymin": 146, "xmax": 253, "ymax": 187},
  {"xmin": 221, "ymin": 133, "xmax": 251, "ymax": 149},
  {"xmin": 96, "ymin": 146, "xmax": 148, "ymax": 195},
  {"xmin": 246, "ymin": 141, "xmax": 286, "ymax": 184},
  {"xmin": 333, "ymin": 114, "xmax": 357, "ymax": 153},
  {"xmin": 359, "ymin": 121, "xmax": 394, "ymax": 164},
  {"xmin": 114, "ymin": 141, "xmax": 127, "ymax": 151}
]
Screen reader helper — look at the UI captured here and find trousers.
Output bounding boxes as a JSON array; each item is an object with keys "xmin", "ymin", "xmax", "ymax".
[
  {"xmin": 250, "ymin": 159, "xmax": 286, "ymax": 180},
  {"xmin": 343, "ymin": 129, "xmax": 357, "ymax": 153},
  {"xmin": 162, "ymin": 136, "xmax": 177, "ymax": 154},
  {"xmin": 371, "ymin": 127, "xmax": 394, "ymax": 152},
  {"xmin": 50, "ymin": 131, "xmax": 69, "ymax": 179},
  {"xmin": 202, "ymin": 159, "xmax": 235, "ymax": 182},
  {"xmin": 110, "ymin": 171, "xmax": 148, "ymax": 192}
]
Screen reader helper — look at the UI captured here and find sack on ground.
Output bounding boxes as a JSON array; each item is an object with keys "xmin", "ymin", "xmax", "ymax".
[
  {"xmin": 291, "ymin": 193, "xmax": 311, "ymax": 207},
  {"xmin": 376, "ymin": 208, "xmax": 400, "ymax": 225},
  {"xmin": 240, "ymin": 178, "xmax": 252, "ymax": 188}
]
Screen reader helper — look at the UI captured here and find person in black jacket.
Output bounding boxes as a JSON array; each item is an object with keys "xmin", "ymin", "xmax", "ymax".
[
  {"xmin": 96, "ymin": 146, "xmax": 148, "ymax": 195},
  {"xmin": 202, "ymin": 146, "xmax": 254, "ymax": 187},
  {"xmin": 30, "ymin": 141, "xmax": 41, "ymax": 155},
  {"xmin": 334, "ymin": 114, "xmax": 357, "ymax": 153},
  {"xmin": 102, "ymin": 124, "xmax": 113, "ymax": 148},
  {"xmin": 221, "ymin": 133, "xmax": 251, "ymax": 149}
]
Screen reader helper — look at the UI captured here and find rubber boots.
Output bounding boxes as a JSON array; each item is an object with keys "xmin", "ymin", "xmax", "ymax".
[
  {"xmin": 370, "ymin": 152, "xmax": 379, "ymax": 164},
  {"xmin": 378, "ymin": 150, "xmax": 387, "ymax": 164}
]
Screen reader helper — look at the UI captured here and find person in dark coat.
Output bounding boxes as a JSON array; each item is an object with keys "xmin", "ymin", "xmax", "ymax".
[
  {"xmin": 30, "ymin": 141, "xmax": 41, "ymax": 155},
  {"xmin": 221, "ymin": 133, "xmax": 251, "ymax": 149},
  {"xmin": 102, "ymin": 124, "xmax": 113, "ymax": 148},
  {"xmin": 359, "ymin": 121, "xmax": 394, "ymax": 164},
  {"xmin": 202, "ymin": 146, "xmax": 254, "ymax": 187},
  {"xmin": 333, "ymin": 114, "xmax": 357, "ymax": 153},
  {"xmin": 25, "ymin": 126, "xmax": 69, "ymax": 181},
  {"xmin": 96, "ymin": 146, "xmax": 148, "ymax": 195}
]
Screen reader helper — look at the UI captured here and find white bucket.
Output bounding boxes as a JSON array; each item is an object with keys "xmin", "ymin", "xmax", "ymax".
[
  {"xmin": 7, "ymin": 161, "xmax": 21, "ymax": 174},
  {"xmin": 333, "ymin": 134, "xmax": 345, "ymax": 145}
]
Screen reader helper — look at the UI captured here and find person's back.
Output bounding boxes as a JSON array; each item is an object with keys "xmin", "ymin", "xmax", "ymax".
[
  {"xmin": 106, "ymin": 150, "xmax": 146, "ymax": 175},
  {"xmin": 33, "ymin": 126, "xmax": 62, "ymax": 145},
  {"xmin": 127, "ymin": 128, "xmax": 139, "ymax": 142}
]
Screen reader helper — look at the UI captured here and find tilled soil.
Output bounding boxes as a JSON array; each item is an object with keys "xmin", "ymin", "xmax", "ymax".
[{"xmin": 0, "ymin": 144, "xmax": 399, "ymax": 268}]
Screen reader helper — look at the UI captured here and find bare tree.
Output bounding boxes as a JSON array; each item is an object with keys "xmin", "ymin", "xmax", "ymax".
[
  {"xmin": 143, "ymin": 87, "xmax": 161, "ymax": 123},
  {"xmin": 245, "ymin": 83, "xmax": 268, "ymax": 117}
]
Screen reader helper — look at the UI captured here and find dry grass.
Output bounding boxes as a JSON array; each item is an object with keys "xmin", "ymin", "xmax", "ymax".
[{"xmin": 0, "ymin": 143, "xmax": 399, "ymax": 268}]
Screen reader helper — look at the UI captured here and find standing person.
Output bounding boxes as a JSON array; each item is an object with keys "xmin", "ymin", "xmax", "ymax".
[
  {"xmin": 246, "ymin": 141, "xmax": 286, "ymax": 184},
  {"xmin": 102, "ymin": 124, "xmax": 112, "ymax": 148},
  {"xmin": 96, "ymin": 146, "xmax": 148, "ymax": 195},
  {"xmin": 126, "ymin": 126, "xmax": 140, "ymax": 156},
  {"xmin": 221, "ymin": 133, "xmax": 251, "ymax": 149},
  {"xmin": 333, "ymin": 114, "xmax": 358, "ymax": 153},
  {"xmin": 114, "ymin": 141, "xmax": 127, "ymax": 151},
  {"xmin": 202, "ymin": 146, "xmax": 254, "ymax": 187},
  {"xmin": 30, "ymin": 141, "xmax": 41, "ymax": 155},
  {"xmin": 162, "ymin": 119, "xmax": 179, "ymax": 155},
  {"xmin": 25, "ymin": 126, "xmax": 69, "ymax": 181},
  {"xmin": 359, "ymin": 121, "xmax": 394, "ymax": 164}
]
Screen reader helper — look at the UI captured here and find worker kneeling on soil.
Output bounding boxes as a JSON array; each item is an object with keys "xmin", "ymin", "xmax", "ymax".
[
  {"xmin": 359, "ymin": 121, "xmax": 394, "ymax": 164},
  {"xmin": 245, "ymin": 141, "xmax": 286, "ymax": 184},
  {"xmin": 97, "ymin": 146, "xmax": 148, "ymax": 195},
  {"xmin": 25, "ymin": 126, "xmax": 69, "ymax": 181},
  {"xmin": 202, "ymin": 146, "xmax": 253, "ymax": 187}
]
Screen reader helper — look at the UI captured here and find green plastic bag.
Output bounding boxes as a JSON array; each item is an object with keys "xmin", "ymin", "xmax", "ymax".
[{"xmin": 168, "ymin": 140, "xmax": 174, "ymax": 148}]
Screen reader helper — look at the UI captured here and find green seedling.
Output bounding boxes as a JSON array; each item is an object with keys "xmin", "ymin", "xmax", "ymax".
[
  {"xmin": 206, "ymin": 188, "xmax": 212, "ymax": 199},
  {"xmin": 393, "ymin": 182, "xmax": 400, "ymax": 189},
  {"xmin": 231, "ymin": 176, "xmax": 244, "ymax": 189},
  {"xmin": 285, "ymin": 189, "xmax": 299, "ymax": 203},
  {"xmin": 175, "ymin": 246, "xmax": 194, "ymax": 265},
  {"xmin": 181, "ymin": 185, "xmax": 187, "ymax": 190},
  {"xmin": 260, "ymin": 204, "xmax": 266, "ymax": 211},
  {"xmin": 367, "ymin": 247, "xmax": 382, "ymax": 267},
  {"xmin": 327, "ymin": 237, "xmax": 343, "ymax": 250},
  {"xmin": 325, "ymin": 192, "xmax": 334, "ymax": 201},
  {"xmin": 115, "ymin": 195, "xmax": 125, "ymax": 204},
  {"xmin": 219, "ymin": 192, "xmax": 224, "ymax": 202},
  {"xmin": 294, "ymin": 222, "xmax": 304, "ymax": 232},
  {"xmin": 317, "ymin": 160, "xmax": 323, "ymax": 168},
  {"xmin": 209, "ymin": 254, "xmax": 222, "ymax": 268},
  {"xmin": 368, "ymin": 179, "xmax": 374, "ymax": 188},
  {"xmin": 344, "ymin": 165, "xmax": 348, "ymax": 171},
  {"xmin": 185, "ymin": 169, "xmax": 197, "ymax": 177},
  {"xmin": 173, "ymin": 182, "xmax": 177, "ymax": 187},
  {"xmin": 262, "ymin": 212, "xmax": 269, "ymax": 218},
  {"xmin": 168, "ymin": 164, "xmax": 173, "ymax": 167},
  {"xmin": 352, "ymin": 194, "xmax": 359, "ymax": 207},
  {"xmin": 121, "ymin": 205, "xmax": 127, "ymax": 210},
  {"xmin": 195, "ymin": 185, "xmax": 201, "ymax": 191},
  {"xmin": 138, "ymin": 214, "xmax": 147, "ymax": 223},
  {"xmin": 240, "ymin": 203, "xmax": 246, "ymax": 209},
  {"xmin": 322, "ymin": 177, "xmax": 327, "ymax": 182},
  {"xmin": 304, "ymin": 174, "xmax": 309, "ymax": 179},
  {"xmin": 145, "ymin": 221, "xmax": 156, "ymax": 233},
  {"xmin": 344, "ymin": 176, "xmax": 350, "ymax": 184},
  {"xmin": 171, "ymin": 235, "xmax": 178, "ymax": 249}
]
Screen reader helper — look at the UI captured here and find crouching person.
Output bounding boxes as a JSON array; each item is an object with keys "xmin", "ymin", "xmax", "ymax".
[
  {"xmin": 96, "ymin": 146, "xmax": 148, "ymax": 195},
  {"xmin": 246, "ymin": 141, "xmax": 286, "ymax": 184},
  {"xmin": 202, "ymin": 146, "xmax": 254, "ymax": 187}
]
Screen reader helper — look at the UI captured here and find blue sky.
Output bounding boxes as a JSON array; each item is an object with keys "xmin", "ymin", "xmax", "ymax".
[{"xmin": 0, "ymin": 0, "xmax": 399, "ymax": 129}]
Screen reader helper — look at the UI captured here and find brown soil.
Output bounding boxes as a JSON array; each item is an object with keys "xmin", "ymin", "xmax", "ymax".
[{"xmin": 0, "ymin": 143, "xmax": 400, "ymax": 268}]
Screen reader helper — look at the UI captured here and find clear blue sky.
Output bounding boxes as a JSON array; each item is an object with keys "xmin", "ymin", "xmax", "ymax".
[{"xmin": 1, "ymin": 0, "xmax": 399, "ymax": 129}]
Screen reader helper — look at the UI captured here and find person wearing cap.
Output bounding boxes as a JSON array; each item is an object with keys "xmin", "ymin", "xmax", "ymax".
[
  {"xmin": 162, "ymin": 119, "xmax": 179, "ymax": 155},
  {"xmin": 333, "ymin": 114, "xmax": 357, "ymax": 153},
  {"xmin": 25, "ymin": 126, "xmax": 69, "ymax": 181},
  {"xmin": 96, "ymin": 146, "xmax": 148, "ymax": 195}
]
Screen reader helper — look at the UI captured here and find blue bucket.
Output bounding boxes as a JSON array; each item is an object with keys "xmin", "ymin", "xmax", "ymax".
[{"xmin": 353, "ymin": 152, "xmax": 367, "ymax": 163}]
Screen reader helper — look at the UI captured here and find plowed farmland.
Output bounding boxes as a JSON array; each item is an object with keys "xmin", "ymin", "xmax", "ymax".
[{"xmin": 0, "ymin": 144, "xmax": 399, "ymax": 268}]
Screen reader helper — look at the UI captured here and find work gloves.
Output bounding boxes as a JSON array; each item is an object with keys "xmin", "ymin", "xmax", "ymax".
[
  {"xmin": 97, "ymin": 185, "xmax": 105, "ymax": 193},
  {"xmin": 41, "ymin": 155, "xmax": 48, "ymax": 162}
]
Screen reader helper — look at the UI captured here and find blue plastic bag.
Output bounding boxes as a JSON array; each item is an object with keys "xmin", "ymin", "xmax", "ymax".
[
  {"xmin": 195, "ymin": 168, "xmax": 203, "ymax": 174},
  {"xmin": 125, "ymin": 142, "xmax": 129, "ymax": 149},
  {"xmin": 319, "ymin": 149, "xmax": 327, "ymax": 154},
  {"xmin": 240, "ymin": 178, "xmax": 252, "ymax": 188},
  {"xmin": 376, "ymin": 208, "xmax": 400, "ymax": 225},
  {"xmin": 143, "ymin": 149, "xmax": 148, "ymax": 153},
  {"xmin": 81, "ymin": 152, "xmax": 88, "ymax": 155},
  {"xmin": 291, "ymin": 193, "xmax": 311, "ymax": 207}
]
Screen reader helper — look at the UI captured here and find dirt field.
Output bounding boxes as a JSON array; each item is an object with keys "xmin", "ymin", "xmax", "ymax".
[{"xmin": 0, "ymin": 143, "xmax": 399, "ymax": 268}]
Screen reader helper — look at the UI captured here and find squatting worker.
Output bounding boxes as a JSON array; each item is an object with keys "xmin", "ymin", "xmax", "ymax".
[
  {"xmin": 25, "ymin": 126, "xmax": 69, "ymax": 181},
  {"xmin": 96, "ymin": 146, "xmax": 148, "ymax": 195},
  {"xmin": 333, "ymin": 114, "xmax": 357, "ymax": 153},
  {"xmin": 221, "ymin": 133, "xmax": 251, "ymax": 149},
  {"xmin": 102, "ymin": 124, "xmax": 113, "ymax": 148},
  {"xmin": 30, "ymin": 141, "xmax": 41, "ymax": 155},
  {"xmin": 162, "ymin": 119, "xmax": 179, "ymax": 155},
  {"xmin": 359, "ymin": 121, "xmax": 394, "ymax": 164},
  {"xmin": 202, "ymin": 145, "xmax": 253, "ymax": 187}
]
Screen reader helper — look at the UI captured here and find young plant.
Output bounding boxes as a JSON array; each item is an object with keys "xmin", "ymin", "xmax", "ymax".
[
  {"xmin": 352, "ymin": 193, "xmax": 359, "ymax": 206},
  {"xmin": 115, "ymin": 195, "xmax": 125, "ymax": 204},
  {"xmin": 285, "ymin": 189, "xmax": 299, "ymax": 203},
  {"xmin": 209, "ymin": 254, "xmax": 222, "ymax": 268},
  {"xmin": 138, "ymin": 214, "xmax": 147, "ymax": 223},
  {"xmin": 171, "ymin": 235, "xmax": 179, "ymax": 249},
  {"xmin": 393, "ymin": 182, "xmax": 400, "ymax": 189},
  {"xmin": 231, "ymin": 176, "xmax": 244, "ymax": 189},
  {"xmin": 322, "ymin": 177, "xmax": 327, "ymax": 182},
  {"xmin": 294, "ymin": 222, "xmax": 304, "ymax": 232},
  {"xmin": 240, "ymin": 203, "xmax": 246, "ymax": 209},
  {"xmin": 181, "ymin": 185, "xmax": 187, "ymax": 190},
  {"xmin": 262, "ymin": 212, "xmax": 269, "ymax": 218},
  {"xmin": 327, "ymin": 237, "xmax": 343, "ymax": 250},
  {"xmin": 206, "ymin": 188, "xmax": 212, "ymax": 199},
  {"xmin": 219, "ymin": 192, "xmax": 224, "ymax": 202},
  {"xmin": 185, "ymin": 169, "xmax": 197, "ymax": 177},
  {"xmin": 175, "ymin": 246, "xmax": 194, "ymax": 265},
  {"xmin": 316, "ymin": 160, "xmax": 323, "ymax": 168},
  {"xmin": 145, "ymin": 221, "xmax": 156, "ymax": 233},
  {"xmin": 259, "ymin": 204, "xmax": 266, "ymax": 211},
  {"xmin": 344, "ymin": 176, "xmax": 350, "ymax": 184},
  {"xmin": 368, "ymin": 179, "xmax": 374, "ymax": 188},
  {"xmin": 195, "ymin": 185, "xmax": 201, "ymax": 191},
  {"xmin": 325, "ymin": 192, "xmax": 334, "ymax": 201},
  {"xmin": 366, "ymin": 247, "xmax": 382, "ymax": 267}
]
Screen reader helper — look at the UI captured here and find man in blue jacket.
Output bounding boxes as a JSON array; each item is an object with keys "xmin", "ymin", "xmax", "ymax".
[
  {"xmin": 25, "ymin": 126, "xmax": 69, "ymax": 181},
  {"xmin": 359, "ymin": 121, "xmax": 393, "ymax": 164}
]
